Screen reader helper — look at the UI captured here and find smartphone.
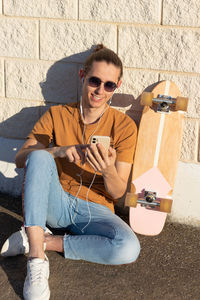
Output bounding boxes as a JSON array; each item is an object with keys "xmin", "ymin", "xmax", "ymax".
[{"xmin": 90, "ymin": 135, "xmax": 110, "ymax": 151}]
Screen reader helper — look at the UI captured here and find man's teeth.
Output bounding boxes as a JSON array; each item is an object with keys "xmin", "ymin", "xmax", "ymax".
[{"xmin": 93, "ymin": 95, "xmax": 102, "ymax": 100}]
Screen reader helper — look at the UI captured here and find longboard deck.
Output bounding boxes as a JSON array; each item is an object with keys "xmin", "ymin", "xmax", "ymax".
[
  {"xmin": 130, "ymin": 167, "xmax": 171, "ymax": 235},
  {"xmin": 129, "ymin": 80, "xmax": 184, "ymax": 235}
]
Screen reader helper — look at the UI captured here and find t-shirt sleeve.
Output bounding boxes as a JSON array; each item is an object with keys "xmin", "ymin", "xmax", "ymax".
[
  {"xmin": 27, "ymin": 108, "xmax": 54, "ymax": 147},
  {"xmin": 115, "ymin": 116, "xmax": 137, "ymax": 164}
]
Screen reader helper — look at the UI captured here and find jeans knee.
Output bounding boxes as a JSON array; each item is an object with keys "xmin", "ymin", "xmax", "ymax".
[
  {"xmin": 26, "ymin": 150, "xmax": 53, "ymax": 167},
  {"xmin": 122, "ymin": 235, "xmax": 141, "ymax": 263},
  {"xmin": 111, "ymin": 234, "xmax": 141, "ymax": 265}
]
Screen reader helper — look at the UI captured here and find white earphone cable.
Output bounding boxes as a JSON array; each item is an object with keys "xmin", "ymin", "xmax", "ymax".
[{"xmin": 70, "ymin": 97, "xmax": 110, "ymax": 232}]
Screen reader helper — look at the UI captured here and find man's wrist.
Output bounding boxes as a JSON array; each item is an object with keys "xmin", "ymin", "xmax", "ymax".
[
  {"xmin": 47, "ymin": 146, "xmax": 61, "ymax": 158},
  {"xmin": 102, "ymin": 164, "xmax": 116, "ymax": 178}
]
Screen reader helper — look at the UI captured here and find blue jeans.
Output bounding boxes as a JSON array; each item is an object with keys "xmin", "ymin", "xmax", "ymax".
[{"xmin": 24, "ymin": 150, "xmax": 140, "ymax": 265}]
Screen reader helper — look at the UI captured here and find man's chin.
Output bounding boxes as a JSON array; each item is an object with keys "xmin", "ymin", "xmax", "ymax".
[{"xmin": 90, "ymin": 98, "xmax": 107, "ymax": 106}]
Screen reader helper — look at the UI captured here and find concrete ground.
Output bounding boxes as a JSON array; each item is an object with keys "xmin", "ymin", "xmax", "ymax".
[{"xmin": 0, "ymin": 193, "xmax": 200, "ymax": 300}]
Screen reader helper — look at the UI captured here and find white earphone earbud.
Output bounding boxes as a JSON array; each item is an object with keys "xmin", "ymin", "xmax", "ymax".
[
  {"xmin": 80, "ymin": 96, "xmax": 83, "ymax": 117},
  {"xmin": 109, "ymin": 89, "xmax": 117, "ymax": 105}
]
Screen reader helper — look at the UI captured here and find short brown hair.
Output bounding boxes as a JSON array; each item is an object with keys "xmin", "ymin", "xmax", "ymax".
[{"xmin": 83, "ymin": 44, "xmax": 123, "ymax": 80}]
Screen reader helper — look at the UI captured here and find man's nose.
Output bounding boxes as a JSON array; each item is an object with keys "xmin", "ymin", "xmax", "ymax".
[{"xmin": 95, "ymin": 82, "xmax": 105, "ymax": 93}]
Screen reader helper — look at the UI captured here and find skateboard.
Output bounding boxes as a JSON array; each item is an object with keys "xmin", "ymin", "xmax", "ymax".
[{"xmin": 125, "ymin": 80, "xmax": 188, "ymax": 235}]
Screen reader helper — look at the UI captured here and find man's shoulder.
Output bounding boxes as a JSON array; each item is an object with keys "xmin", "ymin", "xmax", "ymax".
[
  {"xmin": 109, "ymin": 106, "xmax": 136, "ymax": 126},
  {"xmin": 49, "ymin": 102, "xmax": 78, "ymax": 115}
]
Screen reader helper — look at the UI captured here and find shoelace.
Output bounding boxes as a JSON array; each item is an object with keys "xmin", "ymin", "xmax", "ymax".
[{"xmin": 28, "ymin": 259, "xmax": 47, "ymax": 284}]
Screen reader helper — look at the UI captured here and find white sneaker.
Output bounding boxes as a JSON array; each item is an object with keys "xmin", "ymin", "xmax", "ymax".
[
  {"xmin": 23, "ymin": 255, "xmax": 50, "ymax": 300},
  {"xmin": 1, "ymin": 226, "xmax": 52, "ymax": 257}
]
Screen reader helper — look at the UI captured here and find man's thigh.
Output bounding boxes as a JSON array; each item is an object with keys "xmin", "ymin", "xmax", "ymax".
[{"xmin": 67, "ymin": 198, "xmax": 133, "ymax": 240}]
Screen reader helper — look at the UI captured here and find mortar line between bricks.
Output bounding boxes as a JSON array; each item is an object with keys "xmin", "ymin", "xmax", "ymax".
[
  {"xmin": 0, "ymin": 15, "xmax": 200, "ymax": 31},
  {"xmin": 184, "ymin": 117, "xmax": 200, "ymax": 122},
  {"xmin": 77, "ymin": 0, "xmax": 79, "ymax": 20},
  {"xmin": 160, "ymin": 0, "xmax": 164, "ymax": 25},
  {"xmin": 0, "ymin": 96, "xmax": 67, "ymax": 107},
  {"xmin": 195, "ymin": 121, "xmax": 200, "ymax": 161},
  {"xmin": 1, "ymin": 57, "xmax": 81, "ymax": 65},
  {"xmin": 180, "ymin": 159, "xmax": 200, "ymax": 165},
  {"xmin": 2, "ymin": 56, "xmax": 200, "ymax": 77},
  {"xmin": 0, "ymin": 56, "xmax": 200, "ymax": 77},
  {"xmin": 2, "ymin": 0, "xmax": 4, "ymax": 14},
  {"xmin": 76, "ymin": 64, "xmax": 80, "ymax": 102},
  {"xmin": 116, "ymin": 25, "xmax": 119, "ymax": 55},
  {"xmin": 37, "ymin": 20, "xmax": 40, "ymax": 59},
  {"xmin": 2, "ymin": 55, "xmax": 200, "ymax": 78},
  {"xmin": 0, "ymin": 96, "xmax": 44, "ymax": 105},
  {"xmin": 124, "ymin": 67, "xmax": 200, "ymax": 77},
  {"xmin": 3, "ymin": 59, "xmax": 6, "ymax": 97}
]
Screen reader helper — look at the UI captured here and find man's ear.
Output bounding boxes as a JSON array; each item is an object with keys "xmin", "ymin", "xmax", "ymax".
[
  {"xmin": 117, "ymin": 80, "xmax": 122, "ymax": 88},
  {"xmin": 79, "ymin": 69, "xmax": 84, "ymax": 81}
]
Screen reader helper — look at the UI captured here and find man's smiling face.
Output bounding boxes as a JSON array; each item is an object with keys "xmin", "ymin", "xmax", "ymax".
[{"xmin": 82, "ymin": 60, "xmax": 121, "ymax": 110}]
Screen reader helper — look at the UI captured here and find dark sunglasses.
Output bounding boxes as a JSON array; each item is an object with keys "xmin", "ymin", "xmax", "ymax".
[{"xmin": 87, "ymin": 76, "xmax": 117, "ymax": 92}]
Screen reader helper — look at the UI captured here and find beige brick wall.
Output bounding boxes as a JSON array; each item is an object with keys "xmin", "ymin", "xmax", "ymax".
[
  {"xmin": 163, "ymin": 0, "xmax": 200, "ymax": 26},
  {"xmin": 4, "ymin": 0, "xmax": 78, "ymax": 19},
  {"xmin": 40, "ymin": 21, "xmax": 117, "ymax": 61},
  {"xmin": 1, "ymin": 0, "xmax": 199, "ymax": 162},
  {"xmin": 5, "ymin": 60, "xmax": 78, "ymax": 103},
  {"xmin": 119, "ymin": 26, "xmax": 200, "ymax": 73},
  {"xmin": 0, "ymin": 59, "xmax": 4, "ymax": 96},
  {"xmin": 0, "ymin": 1, "xmax": 200, "ymax": 218},
  {"xmin": 0, "ymin": 18, "xmax": 38, "ymax": 59},
  {"xmin": 79, "ymin": 0, "xmax": 161, "ymax": 24}
]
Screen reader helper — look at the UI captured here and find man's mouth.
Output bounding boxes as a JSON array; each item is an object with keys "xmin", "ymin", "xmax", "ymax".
[{"xmin": 91, "ymin": 94, "xmax": 103, "ymax": 102}]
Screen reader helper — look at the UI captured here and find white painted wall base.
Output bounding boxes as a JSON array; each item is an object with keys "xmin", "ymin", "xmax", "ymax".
[
  {"xmin": 0, "ymin": 137, "xmax": 24, "ymax": 196},
  {"xmin": 169, "ymin": 161, "xmax": 200, "ymax": 227}
]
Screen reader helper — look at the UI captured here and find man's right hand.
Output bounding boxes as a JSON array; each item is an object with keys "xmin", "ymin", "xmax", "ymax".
[
  {"xmin": 57, "ymin": 145, "xmax": 89, "ymax": 165},
  {"xmin": 15, "ymin": 138, "xmax": 89, "ymax": 168}
]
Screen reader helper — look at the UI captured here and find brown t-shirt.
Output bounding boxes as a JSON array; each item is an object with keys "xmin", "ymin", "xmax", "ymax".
[{"xmin": 27, "ymin": 103, "xmax": 137, "ymax": 212}]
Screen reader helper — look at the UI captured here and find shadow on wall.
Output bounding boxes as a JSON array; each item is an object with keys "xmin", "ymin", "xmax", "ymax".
[{"xmin": 0, "ymin": 46, "xmax": 143, "ymax": 197}]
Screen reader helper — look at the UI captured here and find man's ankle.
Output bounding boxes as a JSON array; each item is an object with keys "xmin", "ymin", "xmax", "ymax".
[
  {"xmin": 28, "ymin": 251, "xmax": 45, "ymax": 260},
  {"xmin": 45, "ymin": 235, "xmax": 64, "ymax": 252}
]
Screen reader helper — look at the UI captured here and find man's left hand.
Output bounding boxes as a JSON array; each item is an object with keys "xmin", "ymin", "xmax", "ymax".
[{"xmin": 86, "ymin": 143, "xmax": 116, "ymax": 173}]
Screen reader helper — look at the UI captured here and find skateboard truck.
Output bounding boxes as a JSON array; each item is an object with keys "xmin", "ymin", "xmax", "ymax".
[
  {"xmin": 125, "ymin": 189, "xmax": 172, "ymax": 212},
  {"xmin": 138, "ymin": 190, "xmax": 159, "ymax": 209},
  {"xmin": 154, "ymin": 95, "xmax": 175, "ymax": 113},
  {"xmin": 141, "ymin": 92, "xmax": 188, "ymax": 113},
  {"xmin": 144, "ymin": 191, "xmax": 157, "ymax": 203}
]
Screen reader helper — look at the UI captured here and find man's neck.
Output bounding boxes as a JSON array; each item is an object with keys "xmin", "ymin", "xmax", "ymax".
[{"xmin": 81, "ymin": 105, "xmax": 107, "ymax": 125}]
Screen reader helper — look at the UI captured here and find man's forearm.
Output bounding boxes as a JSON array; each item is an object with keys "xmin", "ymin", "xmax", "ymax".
[
  {"xmin": 15, "ymin": 147, "xmax": 63, "ymax": 168},
  {"xmin": 102, "ymin": 166, "xmax": 127, "ymax": 199},
  {"xmin": 15, "ymin": 144, "xmax": 87, "ymax": 168}
]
